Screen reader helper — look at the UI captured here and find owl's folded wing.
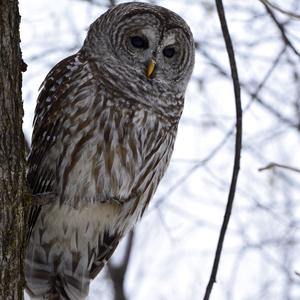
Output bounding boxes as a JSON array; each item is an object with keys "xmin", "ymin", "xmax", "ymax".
[{"xmin": 27, "ymin": 53, "xmax": 83, "ymax": 240}]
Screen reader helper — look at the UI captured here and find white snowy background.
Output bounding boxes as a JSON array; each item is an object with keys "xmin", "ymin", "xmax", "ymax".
[{"xmin": 21, "ymin": 0, "xmax": 300, "ymax": 299}]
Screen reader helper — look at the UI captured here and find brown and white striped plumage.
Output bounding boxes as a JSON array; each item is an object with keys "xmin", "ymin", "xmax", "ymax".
[{"xmin": 25, "ymin": 2, "xmax": 194, "ymax": 299}]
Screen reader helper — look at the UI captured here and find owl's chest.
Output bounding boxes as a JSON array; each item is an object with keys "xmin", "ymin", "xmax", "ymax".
[{"xmin": 59, "ymin": 104, "xmax": 174, "ymax": 204}]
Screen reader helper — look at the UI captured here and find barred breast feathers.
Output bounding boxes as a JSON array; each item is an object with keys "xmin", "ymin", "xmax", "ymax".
[{"xmin": 28, "ymin": 51, "xmax": 178, "ymax": 236}]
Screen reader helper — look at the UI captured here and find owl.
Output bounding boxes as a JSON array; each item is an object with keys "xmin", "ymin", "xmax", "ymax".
[{"xmin": 25, "ymin": 2, "xmax": 194, "ymax": 299}]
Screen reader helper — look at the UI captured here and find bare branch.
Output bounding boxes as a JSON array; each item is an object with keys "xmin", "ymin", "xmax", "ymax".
[
  {"xmin": 107, "ymin": 230, "xmax": 135, "ymax": 300},
  {"xmin": 108, "ymin": 0, "xmax": 116, "ymax": 8},
  {"xmin": 259, "ymin": 0, "xmax": 300, "ymax": 19},
  {"xmin": 258, "ymin": 162, "xmax": 300, "ymax": 173},
  {"xmin": 203, "ymin": 0, "xmax": 242, "ymax": 299},
  {"xmin": 200, "ymin": 46, "xmax": 298, "ymax": 128},
  {"xmin": 261, "ymin": 1, "xmax": 300, "ymax": 57}
]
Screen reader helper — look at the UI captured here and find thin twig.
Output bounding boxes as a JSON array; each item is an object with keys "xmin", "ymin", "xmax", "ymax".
[
  {"xmin": 261, "ymin": 1, "xmax": 300, "ymax": 57},
  {"xmin": 258, "ymin": 162, "xmax": 300, "ymax": 173},
  {"xmin": 200, "ymin": 46, "xmax": 297, "ymax": 128},
  {"xmin": 259, "ymin": 0, "xmax": 300, "ymax": 19},
  {"xmin": 107, "ymin": 230, "xmax": 135, "ymax": 300},
  {"xmin": 108, "ymin": 0, "xmax": 116, "ymax": 8},
  {"xmin": 203, "ymin": 0, "xmax": 242, "ymax": 299}
]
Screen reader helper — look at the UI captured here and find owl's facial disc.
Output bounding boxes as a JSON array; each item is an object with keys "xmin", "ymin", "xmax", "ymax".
[
  {"xmin": 121, "ymin": 24, "xmax": 191, "ymax": 84},
  {"xmin": 125, "ymin": 29, "xmax": 177, "ymax": 80}
]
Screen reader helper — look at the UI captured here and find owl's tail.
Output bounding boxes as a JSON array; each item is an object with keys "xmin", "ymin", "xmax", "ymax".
[
  {"xmin": 25, "ymin": 231, "xmax": 120, "ymax": 300},
  {"xmin": 25, "ymin": 253, "xmax": 91, "ymax": 300},
  {"xmin": 25, "ymin": 203, "xmax": 121, "ymax": 299}
]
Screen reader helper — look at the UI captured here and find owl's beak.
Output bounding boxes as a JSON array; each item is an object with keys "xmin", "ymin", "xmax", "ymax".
[{"xmin": 146, "ymin": 59, "xmax": 156, "ymax": 79}]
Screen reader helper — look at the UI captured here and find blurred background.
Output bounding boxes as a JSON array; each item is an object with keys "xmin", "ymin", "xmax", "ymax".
[{"xmin": 21, "ymin": 0, "xmax": 300, "ymax": 299}]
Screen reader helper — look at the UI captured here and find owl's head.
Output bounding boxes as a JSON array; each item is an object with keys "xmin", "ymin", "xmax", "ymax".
[{"xmin": 82, "ymin": 2, "xmax": 195, "ymax": 95}]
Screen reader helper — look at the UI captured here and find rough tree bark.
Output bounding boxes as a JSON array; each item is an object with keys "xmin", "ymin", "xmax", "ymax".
[{"xmin": 0, "ymin": 0, "xmax": 27, "ymax": 299}]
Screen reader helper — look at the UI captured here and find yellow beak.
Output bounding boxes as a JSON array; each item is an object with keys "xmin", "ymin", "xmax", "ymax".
[{"xmin": 146, "ymin": 59, "xmax": 156, "ymax": 79}]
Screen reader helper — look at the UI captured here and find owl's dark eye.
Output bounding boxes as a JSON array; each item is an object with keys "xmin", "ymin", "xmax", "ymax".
[
  {"xmin": 130, "ymin": 36, "xmax": 148, "ymax": 49},
  {"xmin": 163, "ymin": 47, "xmax": 175, "ymax": 58}
]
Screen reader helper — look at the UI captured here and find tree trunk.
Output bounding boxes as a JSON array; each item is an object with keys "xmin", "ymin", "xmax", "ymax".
[{"xmin": 0, "ymin": 0, "xmax": 27, "ymax": 299}]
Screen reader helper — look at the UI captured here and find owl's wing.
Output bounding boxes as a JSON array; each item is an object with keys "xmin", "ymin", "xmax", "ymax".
[
  {"xmin": 28, "ymin": 53, "xmax": 81, "ymax": 193},
  {"xmin": 89, "ymin": 233, "xmax": 120, "ymax": 279},
  {"xmin": 27, "ymin": 53, "xmax": 84, "ymax": 238}
]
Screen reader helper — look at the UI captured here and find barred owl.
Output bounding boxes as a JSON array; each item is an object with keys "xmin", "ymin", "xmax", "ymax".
[{"xmin": 25, "ymin": 2, "xmax": 194, "ymax": 299}]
